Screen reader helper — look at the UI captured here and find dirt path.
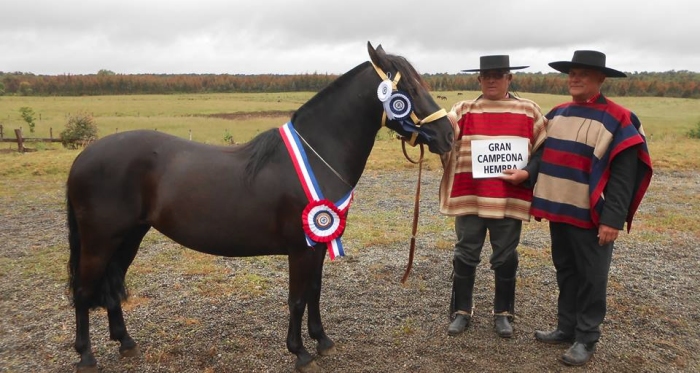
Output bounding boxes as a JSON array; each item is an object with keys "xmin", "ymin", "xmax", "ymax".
[{"xmin": 0, "ymin": 169, "xmax": 698, "ymax": 372}]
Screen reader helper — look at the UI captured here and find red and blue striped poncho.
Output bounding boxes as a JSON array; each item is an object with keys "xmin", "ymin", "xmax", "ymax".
[
  {"xmin": 439, "ymin": 95, "xmax": 547, "ymax": 221},
  {"xmin": 531, "ymin": 95, "xmax": 653, "ymax": 231}
]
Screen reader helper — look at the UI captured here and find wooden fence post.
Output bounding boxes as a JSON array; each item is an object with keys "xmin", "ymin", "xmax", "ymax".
[
  {"xmin": 50, "ymin": 127, "xmax": 53, "ymax": 140},
  {"xmin": 0, "ymin": 124, "xmax": 3, "ymax": 141},
  {"xmin": 14, "ymin": 129, "xmax": 25, "ymax": 153}
]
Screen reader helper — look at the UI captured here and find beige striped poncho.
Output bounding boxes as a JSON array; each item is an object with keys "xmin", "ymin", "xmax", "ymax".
[{"xmin": 439, "ymin": 95, "xmax": 547, "ymax": 221}]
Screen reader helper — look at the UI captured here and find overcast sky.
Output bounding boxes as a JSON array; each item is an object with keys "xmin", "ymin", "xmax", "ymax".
[{"xmin": 2, "ymin": 0, "xmax": 698, "ymax": 76}]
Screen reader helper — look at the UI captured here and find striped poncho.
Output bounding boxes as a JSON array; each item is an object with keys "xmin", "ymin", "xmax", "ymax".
[
  {"xmin": 439, "ymin": 95, "xmax": 547, "ymax": 221},
  {"xmin": 530, "ymin": 95, "xmax": 653, "ymax": 231}
]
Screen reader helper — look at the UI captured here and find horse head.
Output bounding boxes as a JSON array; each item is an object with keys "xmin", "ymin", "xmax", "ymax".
[{"xmin": 368, "ymin": 42, "xmax": 454, "ymax": 155}]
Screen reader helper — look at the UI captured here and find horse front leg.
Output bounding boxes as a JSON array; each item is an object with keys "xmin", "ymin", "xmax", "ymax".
[
  {"xmin": 107, "ymin": 304, "xmax": 139, "ymax": 358},
  {"xmin": 74, "ymin": 304, "xmax": 97, "ymax": 373},
  {"xmin": 287, "ymin": 250, "xmax": 319, "ymax": 373},
  {"xmin": 307, "ymin": 249, "xmax": 335, "ymax": 356}
]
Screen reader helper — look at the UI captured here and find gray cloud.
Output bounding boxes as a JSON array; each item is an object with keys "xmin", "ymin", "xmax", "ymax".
[{"xmin": 1, "ymin": 0, "xmax": 698, "ymax": 75}]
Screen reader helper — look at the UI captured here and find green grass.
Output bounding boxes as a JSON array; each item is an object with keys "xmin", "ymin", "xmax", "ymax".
[
  {"xmin": 17, "ymin": 245, "xmax": 67, "ymax": 282},
  {"xmin": 3, "ymin": 91, "xmax": 697, "ymax": 157},
  {"xmin": 0, "ymin": 92, "xmax": 313, "ymax": 143},
  {"xmin": 1, "ymin": 91, "xmax": 698, "ymax": 254}
]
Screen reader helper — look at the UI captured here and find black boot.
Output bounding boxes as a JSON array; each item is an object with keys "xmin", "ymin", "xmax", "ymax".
[
  {"xmin": 534, "ymin": 329, "xmax": 575, "ymax": 344},
  {"xmin": 493, "ymin": 279, "xmax": 515, "ymax": 338},
  {"xmin": 448, "ymin": 261, "xmax": 476, "ymax": 336},
  {"xmin": 493, "ymin": 253, "xmax": 517, "ymax": 338},
  {"xmin": 561, "ymin": 342, "xmax": 596, "ymax": 366}
]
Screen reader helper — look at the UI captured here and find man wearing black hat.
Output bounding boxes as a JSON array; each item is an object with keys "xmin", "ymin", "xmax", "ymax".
[
  {"xmin": 439, "ymin": 55, "xmax": 547, "ymax": 338},
  {"xmin": 529, "ymin": 50, "xmax": 653, "ymax": 366}
]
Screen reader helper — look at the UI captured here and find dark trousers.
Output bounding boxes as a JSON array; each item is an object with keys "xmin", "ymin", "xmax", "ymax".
[
  {"xmin": 550, "ymin": 222, "xmax": 613, "ymax": 344},
  {"xmin": 454, "ymin": 215, "xmax": 522, "ymax": 270}
]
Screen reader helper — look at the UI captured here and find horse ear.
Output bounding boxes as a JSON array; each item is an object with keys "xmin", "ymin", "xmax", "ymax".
[
  {"xmin": 367, "ymin": 41, "xmax": 377, "ymax": 64},
  {"xmin": 367, "ymin": 41, "xmax": 385, "ymax": 67}
]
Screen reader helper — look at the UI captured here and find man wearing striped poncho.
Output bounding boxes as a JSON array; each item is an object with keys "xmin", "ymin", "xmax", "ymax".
[
  {"xmin": 439, "ymin": 55, "xmax": 547, "ymax": 339},
  {"xmin": 530, "ymin": 50, "xmax": 653, "ymax": 367}
]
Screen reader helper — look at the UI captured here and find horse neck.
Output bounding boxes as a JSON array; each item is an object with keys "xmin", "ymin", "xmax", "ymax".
[{"xmin": 291, "ymin": 65, "xmax": 383, "ymax": 192}]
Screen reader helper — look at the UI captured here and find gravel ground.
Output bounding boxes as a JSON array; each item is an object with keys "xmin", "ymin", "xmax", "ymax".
[{"xmin": 0, "ymin": 167, "xmax": 698, "ymax": 373}]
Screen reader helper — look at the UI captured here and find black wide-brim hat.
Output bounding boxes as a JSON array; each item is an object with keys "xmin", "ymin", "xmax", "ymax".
[
  {"xmin": 549, "ymin": 50, "xmax": 627, "ymax": 78},
  {"xmin": 461, "ymin": 55, "xmax": 529, "ymax": 72}
]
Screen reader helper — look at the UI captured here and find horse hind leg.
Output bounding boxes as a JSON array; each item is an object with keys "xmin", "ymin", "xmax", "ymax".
[
  {"xmin": 72, "ymin": 251, "xmax": 116, "ymax": 373},
  {"xmin": 71, "ymin": 225, "xmax": 148, "ymax": 371},
  {"xmin": 73, "ymin": 283, "xmax": 137, "ymax": 373},
  {"xmin": 108, "ymin": 304, "xmax": 139, "ymax": 357},
  {"xmin": 74, "ymin": 302, "xmax": 97, "ymax": 373},
  {"xmin": 69, "ymin": 227, "xmax": 109, "ymax": 372},
  {"xmin": 106, "ymin": 224, "xmax": 150, "ymax": 358}
]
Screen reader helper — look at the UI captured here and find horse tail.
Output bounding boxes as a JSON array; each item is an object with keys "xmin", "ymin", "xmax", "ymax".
[
  {"xmin": 67, "ymin": 194, "xmax": 81, "ymax": 305},
  {"xmin": 67, "ymin": 194, "xmax": 128, "ymax": 309}
]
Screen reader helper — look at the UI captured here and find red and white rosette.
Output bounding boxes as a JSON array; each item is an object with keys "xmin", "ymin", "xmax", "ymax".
[{"xmin": 302, "ymin": 199, "xmax": 346, "ymax": 243}]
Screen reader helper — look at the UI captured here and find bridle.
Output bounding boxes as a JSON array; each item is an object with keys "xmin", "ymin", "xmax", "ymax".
[
  {"xmin": 372, "ymin": 62, "xmax": 447, "ymax": 283},
  {"xmin": 371, "ymin": 62, "xmax": 447, "ymax": 146}
]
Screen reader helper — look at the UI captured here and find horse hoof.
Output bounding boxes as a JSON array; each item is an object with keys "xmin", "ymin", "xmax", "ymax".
[
  {"xmin": 119, "ymin": 345, "xmax": 140, "ymax": 358},
  {"xmin": 76, "ymin": 364, "xmax": 98, "ymax": 373},
  {"xmin": 295, "ymin": 360, "xmax": 321, "ymax": 373},
  {"xmin": 317, "ymin": 344, "xmax": 337, "ymax": 356}
]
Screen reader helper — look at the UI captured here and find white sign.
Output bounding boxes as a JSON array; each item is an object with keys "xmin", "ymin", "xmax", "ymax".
[{"xmin": 471, "ymin": 138, "xmax": 529, "ymax": 179}]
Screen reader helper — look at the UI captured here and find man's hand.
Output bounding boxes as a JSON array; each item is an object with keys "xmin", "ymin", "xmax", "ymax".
[
  {"xmin": 597, "ymin": 224, "xmax": 619, "ymax": 246},
  {"xmin": 500, "ymin": 169, "xmax": 529, "ymax": 185}
]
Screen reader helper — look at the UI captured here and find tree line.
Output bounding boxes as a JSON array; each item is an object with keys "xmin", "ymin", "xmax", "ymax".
[{"xmin": 1, "ymin": 69, "xmax": 699, "ymax": 98}]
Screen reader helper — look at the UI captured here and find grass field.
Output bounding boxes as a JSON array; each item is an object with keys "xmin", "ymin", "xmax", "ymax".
[
  {"xmin": 1, "ymin": 91, "xmax": 698, "ymax": 244},
  {"xmin": 2, "ymin": 91, "xmax": 699, "ymax": 164},
  {"xmin": 1, "ymin": 91, "xmax": 698, "ymax": 213},
  {"xmin": 0, "ymin": 93, "xmax": 309, "ymax": 144}
]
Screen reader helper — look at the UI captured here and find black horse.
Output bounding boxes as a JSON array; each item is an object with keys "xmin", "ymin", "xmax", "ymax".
[{"xmin": 66, "ymin": 42, "xmax": 454, "ymax": 373}]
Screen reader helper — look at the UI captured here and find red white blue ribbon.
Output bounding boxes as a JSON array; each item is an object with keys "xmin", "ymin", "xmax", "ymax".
[
  {"xmin": 302, "ymin": 200, "xmax": 345, "ymax": 243},
  {"xmin": 279, "ymin": 122, "xmax": 354, "ymax": 260}
]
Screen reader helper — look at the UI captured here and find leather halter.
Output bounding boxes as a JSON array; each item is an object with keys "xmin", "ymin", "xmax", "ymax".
[{"xmin": 371, "ymin": 63, "xmax": 447, "ymax": 146}]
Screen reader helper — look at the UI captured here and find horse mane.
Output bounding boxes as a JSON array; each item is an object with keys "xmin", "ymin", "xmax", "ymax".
[
  {"xmin": 242, "ymin": 128, "xmax": 283, "ymax": 182},
  {"xmin": 291, "ymin": 62, "xmax": 370, "ymax": 122},
  {"xmin": 292, "ymin": 53, "xmax": 429, "ymax": 122},
  {"xmin": 242, "ymin": 52, "xmax": 429, "ymax": 183},
  {"xmin": 242, "ymin": 62, "xmax": 371, "ymax": 183},
  {"xmin": 382, "ymin": 54, "xmax": 431, "ymax": 92}
]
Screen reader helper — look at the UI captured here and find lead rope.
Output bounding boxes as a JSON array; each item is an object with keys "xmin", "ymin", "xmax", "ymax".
[
  {"xmin": 400, "ymin": 141, "xmax": 425, "ymax": 284},
  {"xmin": 372, "ymin": 61, "xmax": 445, "ymax": 283}
]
